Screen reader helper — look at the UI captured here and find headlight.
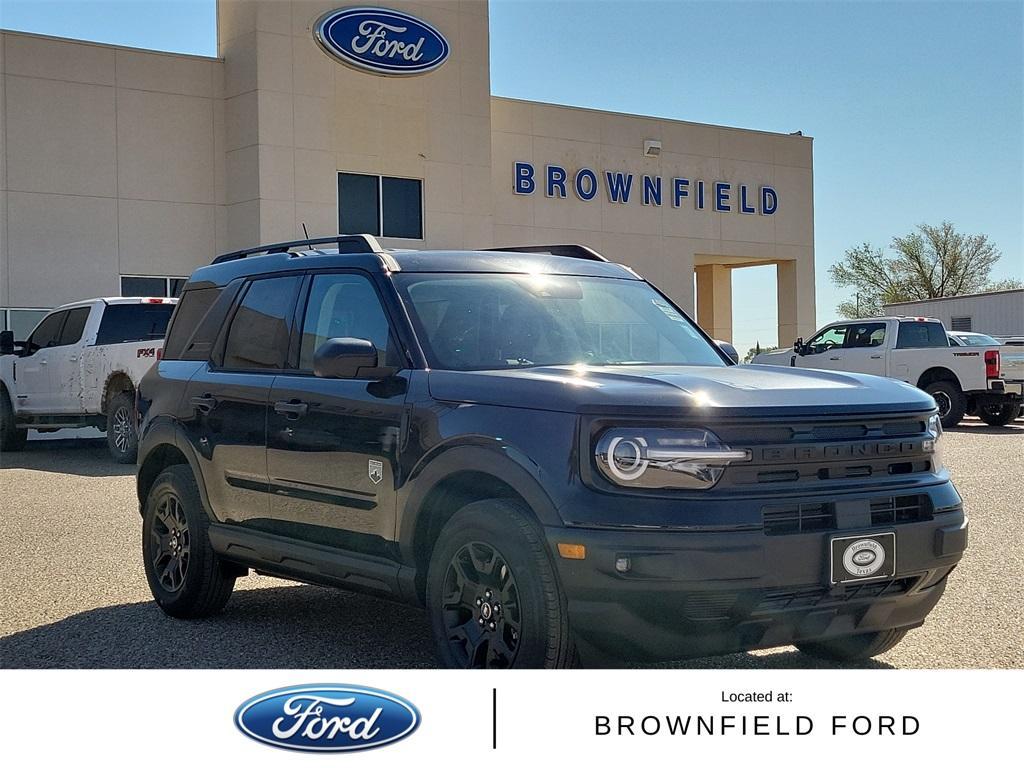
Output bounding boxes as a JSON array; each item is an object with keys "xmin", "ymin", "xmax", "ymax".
[
  {"xmin": 924, "ymin": 414, "xmax": 944, "ymax": 472},
  {"xmin": 594, "ymin": 428, "xmax": 750, "ymax": 490}
]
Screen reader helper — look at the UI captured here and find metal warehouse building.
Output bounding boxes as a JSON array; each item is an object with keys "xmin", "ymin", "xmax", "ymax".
[
  {"xmin": 0, "ymin": 0, "xmax": 816, "ymax": 345},
  {"xmin": 884, "ymin": 289, "xmax": 1024, "ymax": 339}
]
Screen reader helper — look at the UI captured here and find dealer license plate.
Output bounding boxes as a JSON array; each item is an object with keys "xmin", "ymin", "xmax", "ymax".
[{"xmin": 829, "ymin": 532, "xmax": 896, "ymax": 584}]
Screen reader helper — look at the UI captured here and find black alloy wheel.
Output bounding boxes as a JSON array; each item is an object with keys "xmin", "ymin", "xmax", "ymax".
[
  {"xmin": 150, "ymin": 492, "xmax": 191, "ymax": 593},
  {"xmin": 441, "ymin": 541, "xmax": 523, "ymax": 668}
]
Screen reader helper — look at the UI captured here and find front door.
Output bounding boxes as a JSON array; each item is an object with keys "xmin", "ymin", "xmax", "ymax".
[
  {"xmin": 267, "ymin": 272, "xmax": 408, "ymax": 556},
  {"xmin": 14, "ymin": 310, "xmax": 66, "ymax": 413},
  {"xmin": 794, "ymin": 323, "xmax": 849, "ymax": 373}
]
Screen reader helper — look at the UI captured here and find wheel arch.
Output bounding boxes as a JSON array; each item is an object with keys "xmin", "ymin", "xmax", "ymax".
[
  {"xmin": 916, "ymin": 367, "xmax": 960, "ymax": 391},
  {"xmin": 137, "ymin": 421, "xmax": 212, "ymax": 519},
  {"xmin": 102, "ymin": 371, "xmax": 135, "ymax": 415},
  {"xmin": 398, "ymin": 443, "xmax": 563, "ymax": 603}
]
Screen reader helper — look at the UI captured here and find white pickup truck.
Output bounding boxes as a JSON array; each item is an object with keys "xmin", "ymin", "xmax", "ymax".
[
  {"xmin": 752, "ymin": 316, "xmax": 1023, "ymax": 427},
  {"xmin": 0, "ymin": 297, "xmax": 176, "ymax": 462}
]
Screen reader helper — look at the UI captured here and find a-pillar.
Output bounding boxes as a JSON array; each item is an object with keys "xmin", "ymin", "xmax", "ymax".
[{"xmin": 695, "ymin": 264, "xmax": 733, "ymax": 342}]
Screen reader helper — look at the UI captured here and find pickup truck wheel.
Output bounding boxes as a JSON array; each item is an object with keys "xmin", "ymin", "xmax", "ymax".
[
  {"xmin": 106, "ymin": 391, "xmax": 138, "ymax": 463},
  {"xmin": 143, "ymin": 465, "xmax": 235, "ymax": 618},
  {"xmin": 977, "ymin": 401, "xmax": 1021, "ymax": 427},
  {"xmin": 0, "ymin": 389, "xmax": 27, "ymax": 452},
  {"xmin": 924, "ymin": 380, "xmax": 966, "ymax": 428},
  {"xmin": 796, "ymin": 628, "xmax": 908, "ymax": 661},
  {"xmin": 426, "ymin": 499, "xmax": 575, "ymax": 669}
]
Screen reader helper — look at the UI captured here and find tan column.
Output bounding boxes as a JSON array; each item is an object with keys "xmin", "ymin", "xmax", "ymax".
[
  {"xmin": 777, "ymin": 259, "xmax": 817, "ymax": 346},
  {"xmin": 695, "ymin": 264, "xmax": 733, "ymax": 342}
]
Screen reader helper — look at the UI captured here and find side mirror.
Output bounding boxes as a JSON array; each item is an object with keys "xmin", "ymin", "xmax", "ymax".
[
  {"xmin": 313, "ymin": 337, "xmax": 379, "ymax": 379},
  {"xmin": 793, "ymin": 337, "xmax": 804, "ymax": 354},
  {"xmin": 0, "ymin": 330, "xmax": 14, "ymax": 356},
  {"xmin": 714, "ymin": 339, "xmax": 739, "ymax": 364}
]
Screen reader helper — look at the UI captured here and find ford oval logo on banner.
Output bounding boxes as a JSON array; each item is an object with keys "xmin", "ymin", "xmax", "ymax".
[
  {"xmin": 314, "ymin": 7, "xmax": 450, "ymax": 75},
  {"xmin": 234, "ymin": 684, "xmax": 420, "ymax": 752}
]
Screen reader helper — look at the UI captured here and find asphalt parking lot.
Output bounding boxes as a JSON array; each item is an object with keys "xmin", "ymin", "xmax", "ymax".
[{"xmin": 1, "ymin": 419, "xmax": 1021, "ymax": 669}]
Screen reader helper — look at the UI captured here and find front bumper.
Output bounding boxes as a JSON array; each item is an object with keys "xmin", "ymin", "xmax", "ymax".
[{"xmin": 546, "ymin": 481, "xmax": 967, "ymax": 664}]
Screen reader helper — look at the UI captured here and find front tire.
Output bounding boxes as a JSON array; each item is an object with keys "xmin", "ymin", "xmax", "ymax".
[
  {"xmin": 978, "ymin": 401, "xmax": 1021, "ymax": 427},
  {"xmin": 925, "ymin": 380, "xmax": 966, "ymax": 428},
  {"xmin": 796, "ymin": 628, "xmax": 908, "ymax": 661},
  {"xmin": 143, "ymin": 465, "xmax": 235, "ymax": 618},
  {"xmin": 426, "ymin": 499, "xmax": 575, "ymax": 668},
  {"xmin": 106, "ymin": 391, "xmax": 138, "ymax": 463},
  {"xmin": 0, "ymin": 387, "xmax": 27, "ymax": 452}
]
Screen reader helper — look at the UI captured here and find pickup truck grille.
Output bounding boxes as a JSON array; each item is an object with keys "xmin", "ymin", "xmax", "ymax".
[
  {"xmin": 715, "ymin": 413, "xmax": 935, "ymax": 490},
  {"xmin": 763, "ymin": 494, "xmax": 932, "ymax": 536}
]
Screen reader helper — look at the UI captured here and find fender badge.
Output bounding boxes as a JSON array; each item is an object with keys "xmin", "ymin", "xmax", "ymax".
[{"xmin": 368, "ymin": 459, "xmax": 383, "ymax": 485}]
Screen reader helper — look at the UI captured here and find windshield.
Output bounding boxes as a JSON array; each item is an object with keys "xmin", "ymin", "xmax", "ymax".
[
  {"xmin": 394, "ymin": 274, "xmax": 726, "ymax": 371},
  {"xmin": 953, "ymin": 333, "xmax": 1000, "ymax": 346}
]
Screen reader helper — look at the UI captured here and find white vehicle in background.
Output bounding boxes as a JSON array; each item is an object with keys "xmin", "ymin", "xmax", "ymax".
[
  {"xmin": 752, "ymin": 316, "xmax": 1023, "ymax": 427},
  {"xmin": 0, "ymin": 297, "xmax": 177, "ymax": 462}
]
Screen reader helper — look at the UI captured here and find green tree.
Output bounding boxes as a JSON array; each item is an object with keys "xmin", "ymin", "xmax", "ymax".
[{"xmin": 829, "ymin": 222, "xmax": 1018, "ymax": 318}]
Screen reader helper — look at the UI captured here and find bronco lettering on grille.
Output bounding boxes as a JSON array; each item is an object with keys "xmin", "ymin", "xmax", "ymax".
[{"xmin": 759, "ymin": 441, "xmax": 923, "ymax": 462}]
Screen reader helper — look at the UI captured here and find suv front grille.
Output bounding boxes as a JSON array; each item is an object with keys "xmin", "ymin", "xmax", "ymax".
[
  {"xmin": 754, "ymin": 577, "xmax": 918, "ymax": 613},
  {"xmin": 763, "ymin": 495, "xmax": 931, "ymax": 536}
]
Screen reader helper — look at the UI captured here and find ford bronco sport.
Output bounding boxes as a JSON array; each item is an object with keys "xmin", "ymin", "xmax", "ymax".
[{"xmin": 136, "ymin": 235, "xmax": 968, "ymax": 668}]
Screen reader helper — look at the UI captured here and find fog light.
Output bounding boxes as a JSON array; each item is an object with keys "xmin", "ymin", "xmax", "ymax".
[
  {"xmin": 615, "ymin": 557, "xmax": 631, "ymax": 573},
  {"xmin": 557, "ymin": 543, "xmax": 586, "ymax": 560}
]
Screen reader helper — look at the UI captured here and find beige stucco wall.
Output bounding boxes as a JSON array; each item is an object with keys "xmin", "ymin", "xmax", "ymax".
[
  {"xmin": 217, "ymin": 0, "xmax": 492, "ymax": 251},
  {"xmin": 490, "ymin": 97, "xmax": 816, "ymax": 335},
  {"xmin": 0, "ymin": 31, "xmax": 224, "ymax": 307}
]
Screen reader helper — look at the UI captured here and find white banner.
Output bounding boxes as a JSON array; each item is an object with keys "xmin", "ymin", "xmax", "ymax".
[{"xmin": 0, "ymin": 669, "xmax": 1017, "ymax": 765}]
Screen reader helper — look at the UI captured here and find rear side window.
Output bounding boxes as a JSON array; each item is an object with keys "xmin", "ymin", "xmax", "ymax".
[
  {"xmin": 58, "ymin": 307, "xmax": 91, "ymax": 345},
  {"xmin": 163, "ymin": 287, "xmax": 222, "ymax": 360},
  {"xmin": 896, "ymin": 322, "xmax": 948, "ymax": 349},
  {"xmin": 844, "ymin": 322, "xmax": 886, "ymax": 348},
  {"xmin": 222, "ymin": 276, "xmax": 301, "ymax": 370},
  {"xmin": 95, "ymin": 304, "xmax": 175, "ymax": 346}
]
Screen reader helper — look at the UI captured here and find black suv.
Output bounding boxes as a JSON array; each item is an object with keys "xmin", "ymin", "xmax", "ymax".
[{"xmin": 136, "ymin": 235, "xmax": 967, "ymax": 668}]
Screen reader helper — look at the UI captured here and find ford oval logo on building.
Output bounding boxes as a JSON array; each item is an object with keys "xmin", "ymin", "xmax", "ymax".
[
  {"xmin": 314, "ymin": 7, "xmax": 450, "ymax": 76},
  {"xmin": 234, "ymin": 684, "xmax": 420, "ymax": 752}
]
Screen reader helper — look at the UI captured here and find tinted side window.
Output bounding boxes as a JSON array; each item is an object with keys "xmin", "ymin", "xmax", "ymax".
[
  {"xmin": 298, "ymin": 274, "xmax": 395, "ymax": 371},
  {"xmin": 95, "ymin": 304, "xmax": 175, "ymax": 346},
  {"xmin": 222, "ymin": 276, "xmax": 301, "ymax": 370},
  {"xmin": 27, "ymin": 311, "xmax": 67, "ymax": 353},
  {"xmin": 57, "ymin": 307, "xmax": 91, "ymax": 346},
  {"xmin": 163, "ymin": 288, "xmax": 222, "ymax": 360},
  {"xmin": 844, "ymin": 322, "xmax": 886, "ymax": 348},
  {"xmin": 897, "ymin": 322, "xmax": 948, "ymax": 349}
]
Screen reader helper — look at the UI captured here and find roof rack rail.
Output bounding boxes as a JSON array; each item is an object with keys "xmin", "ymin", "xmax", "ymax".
[
  {"xmin": 483, "ymin": 244, "xmax": 608, "ymax": 262},
  {"xmin": 212, "ymin": 234, "xmax": 384, "ymax": 264}
]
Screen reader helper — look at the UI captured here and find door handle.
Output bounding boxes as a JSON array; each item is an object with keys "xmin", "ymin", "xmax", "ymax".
[
  {"xmin": 870, "ymin": 355, "xmax": 883, "ymax": 359},
  {"xmin": 828, "ymin": 356, "xmax": 841, "ymax": 360},
  {"xmin": 274, "ymin": 400, "xmax": 309, "ymax": 419},
  {"xmin": 190, "ymin": 395, "xmax": 217, "ymax": 414},
  {"xmin": 40, "ymin": 359, "xmax": 48, "ymax": 365}
]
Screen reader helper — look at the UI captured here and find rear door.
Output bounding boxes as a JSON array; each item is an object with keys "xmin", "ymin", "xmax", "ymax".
[
  {"xmin": 14, "ymin": 310, "xmax": 67, "ymax": 412},
  {"xmin": 266, "ymin": 271, "xmax": 409, "ymax": 555},
  {"xmin": 832, "ymin": 320, "xmax": 888, "ymax": 377},
  {"xmin": 180, "ymin": 274, "xmax": 302, "ymax": 526}
]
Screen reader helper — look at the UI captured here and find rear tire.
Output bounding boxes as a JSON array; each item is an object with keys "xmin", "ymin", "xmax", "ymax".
[
  {"xmin": 425, "ymin": 498, "xmax": 576, "ymax": 668},
  {"xmin": 978, "ymin": 401, "xmax": 1021, "ymax": 427},
  {"xmin": 925, "ymin": 380, "xmax": 966, "ymax": 428},
  {"xmin": 106, "ymin": 391, "xmax": 138, "ymax": 463},
  {"xmin": 0, "ymin": 387, "xmax": 27, "ymax": 452},
  {"xmin": 143, "ymin": 464, "xmax": 235, "ymax": 618},
  {"xmin": 797, "ymin": 628, "xmax": 908, "ymax": 661}
]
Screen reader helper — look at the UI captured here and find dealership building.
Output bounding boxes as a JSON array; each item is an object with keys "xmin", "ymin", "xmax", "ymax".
[{"xmin": 0, "ymin": 0, "xmax": 816, "ymax": 345}]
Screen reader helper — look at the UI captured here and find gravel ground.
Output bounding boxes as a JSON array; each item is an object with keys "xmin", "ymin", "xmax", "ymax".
[{"xmin": 1, "ymin": 418, "xmax": 1021, "ymax": 669}]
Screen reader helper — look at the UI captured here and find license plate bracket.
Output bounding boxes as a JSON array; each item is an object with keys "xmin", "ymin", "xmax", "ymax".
[{"xmin": 829, "ymin": 532, "xmax": 896, "ymax": 585}]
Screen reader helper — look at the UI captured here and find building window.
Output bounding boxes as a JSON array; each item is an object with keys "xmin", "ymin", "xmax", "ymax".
[
  {"xmin": 121, "ymin": 275, "xmax": 187, "ymax": 298},
  {"xmin": 1, "ymin": 308, "xmax": 50, "ymax": 340},
  {"xmin": 950, "ymin": 316, "xmax": 972, "ymax": 332},
  {"xmin": 338, "ymin": 172, "xmax": 423, "ymax": 240}
]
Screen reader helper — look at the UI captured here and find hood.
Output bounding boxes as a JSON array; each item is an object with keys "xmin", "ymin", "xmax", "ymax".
[
  {"xmin": 751, "ymin": 348, "xmax": 796, "ymax": 366},
  {"xmin": 426, "ymin": 364, "xmax": 935, "ymax": 417}
]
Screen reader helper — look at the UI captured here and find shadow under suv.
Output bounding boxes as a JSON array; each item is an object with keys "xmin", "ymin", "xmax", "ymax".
[{"xmin": 136, "ymin": 235, "xmax": 968, "ymax": 668}]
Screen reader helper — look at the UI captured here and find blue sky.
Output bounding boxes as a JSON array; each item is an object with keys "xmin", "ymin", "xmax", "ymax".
[{"xmin": 3, "ymin": 0, "xmax": 1021, "ymax": 354}]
